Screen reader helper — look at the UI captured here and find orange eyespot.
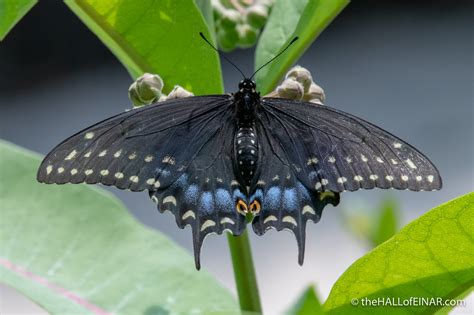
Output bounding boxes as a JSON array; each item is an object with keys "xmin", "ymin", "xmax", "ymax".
[
  {"xmin": 249, "ymin": 200, "xmax": 261, "ymax": 214},
  {"xmin": 236, "ymin": 199, "xmax": 248, "ymax": 215}
]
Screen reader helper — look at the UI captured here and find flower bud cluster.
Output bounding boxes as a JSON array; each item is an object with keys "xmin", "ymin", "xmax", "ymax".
[
  {"xmin": 274, "ymin": 65, "xmax": 325, "ymax": 104},
  {"xmin": 212, "ymin": 0, "xmax": 274, "ymax": 51},
  {"xmin": 128, "ymin": 73, "xmax": 194, "ymax": 108}
]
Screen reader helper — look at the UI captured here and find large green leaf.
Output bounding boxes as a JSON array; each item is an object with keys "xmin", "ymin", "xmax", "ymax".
[
  {"xmin": 0, "ymin": 140, "xmax": 238, "ymax": 315},
  {"xmin": 324, "ymin": 193, "xmax": 474, "ymax": 315},
  {"xmin": 254, "ymin": 0, "xmax": 349, "ymax": 94},
  {"xmin": 285, "ymin": 285, "xmax": 324, "ymax": 315},
  {"xmin": 64, "ymin": 0, "xmax": 223, "ymax": 94},
  {"xmin": 0, "ymin": 0, "xmax": 37, "ymax": 41}
]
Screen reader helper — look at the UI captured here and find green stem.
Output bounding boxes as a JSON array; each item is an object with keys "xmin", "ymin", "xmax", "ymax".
[{"xmin": 227, "ymin": 230, "xmax": 262, "ymax": 314}]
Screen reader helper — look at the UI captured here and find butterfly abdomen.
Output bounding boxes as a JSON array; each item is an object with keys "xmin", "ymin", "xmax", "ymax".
[{"xmin": 235, "ymin": 124, "xmax": 258, "ymax": 186}]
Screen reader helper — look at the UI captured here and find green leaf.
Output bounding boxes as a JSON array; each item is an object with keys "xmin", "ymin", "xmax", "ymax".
[
  {"xmin": 0, "ymin": 140, "xmax": 238, "ymax": 315},
  {"xmin": 369, "ymin": 198, "xmax": 399, "ymax": 247},
  {"xmin": 324, "ymin": 193, "xmax": 474, "ymax": 315},
  {"xmin": 285, "ymin": 285, "xmax": 325, "ymax": 315},
  {"xmin": 194, "ymin": 0, "xmax": 216, "ymax": 41},
  {"xmin": 0, "ymin": 0, "xmax": 38, "ymax": 41},
  {"xmin": 64, "ymin": 0, "xmax": 223, "ymax": 94},
  {"xmin": 254, "ymin": 0, "xmax": 349, "ymax": 95}
]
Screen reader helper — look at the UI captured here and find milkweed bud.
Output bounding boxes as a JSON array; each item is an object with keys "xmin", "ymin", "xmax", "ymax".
[
  {"xmin": 285, "ymin": 65, "xmax": 313, "ymax": 92},
  {"xmin": 237, "ymin": 24, "xmax": 259, "ymax": 48},
  {"xmin": 276, "ymin": 78, "xmax": 304, "ymax": 100},
  {"xmin": 304, "ymin": 82, "xmax": 325, "ymax": 105},
  {"xmin": 220, "ymin": 9, "xmax": 241, "ymax": 28},
  {"xmin": 167, "ymin": 85, "xmax": 194, "ymax": 99},
  {"xmin": 128, "ymin": 73, "xmax": 163, "ymax": 107},
  {"xmin": 217, "ymin": 27, "xmax": 239, "ymax": 51},
  {"xmin": 245, "ymin": 4, "xmax": 268, "ymax": 29}
]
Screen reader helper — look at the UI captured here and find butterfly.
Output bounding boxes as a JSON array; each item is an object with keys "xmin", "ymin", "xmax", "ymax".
[{"xmin": 37, "ymin": 36, "xmax": 442, "ymax": 270}]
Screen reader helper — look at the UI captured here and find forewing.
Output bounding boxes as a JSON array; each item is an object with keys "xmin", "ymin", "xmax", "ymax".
[
  {"xmin": 250, "ymin": 123, "xmax": 340, "ymax": 265},
  {"xmin": 258, "ymin": 97, "xmax": 442, "ymax": 193},
  {"xmin": 37, "ymin": 95, "xmax": 232, "ymax": 192},
  {"xmin": 150, "ymin": 114, "xmax": 246, "ymax": 269}
]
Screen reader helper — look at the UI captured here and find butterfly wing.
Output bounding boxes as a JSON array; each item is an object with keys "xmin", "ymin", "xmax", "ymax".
[
  {"xmin": 149, "ymin": 112, "xmax": 247, "ymax": 269},
  {"xmin": 257, "ymin": 97, "xmax": 442, "ymax": 193},
  {"xmin": 38, "ymin": 95, "xmax": 231, "ymax": 191},
  {"xmin": 250, "ymin": 122, "xmax": 340, "ymax": 264},
  {"xmin": 37, "ymin": 95, "xmax": 247, "ymax": 269}
]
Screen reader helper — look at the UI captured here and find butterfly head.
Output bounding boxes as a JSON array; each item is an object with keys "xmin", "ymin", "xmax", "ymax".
[{"xmin": 238, "ymin": 79, "xmax": 256, "ymax": 92}]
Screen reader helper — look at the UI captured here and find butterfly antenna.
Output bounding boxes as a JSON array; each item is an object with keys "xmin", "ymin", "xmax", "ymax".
[
  {"xmin": 199, "ymin": 32, "xmax": 246, "ymax": 79},
  {"xmin": 250, "ymin": 36, "xmax": 299, "ymax": 80}
]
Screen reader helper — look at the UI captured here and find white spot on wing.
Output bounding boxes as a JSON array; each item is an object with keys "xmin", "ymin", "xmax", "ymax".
[
  {"xmin": 46, "ymin": 165, "xmax": 53, "ymax": 174},
  {"xmin": 302, "ymin": 205, "xmax": 315, "ymax": 215},
  {"xmin": 230, "ymin": 180, "xmax": 239, "ymax": 186},
  {"xmin": 70, "ymin": 169, "xmax": 78, "ymax": 175},
  {"xmin": 130, "ymin": 175, "xmax": 139, "ymax": 183},
  {"xmin": 84, "ymin": 132, "xmax": 94, "ymax": 139},
  {"xmin": 113, "ymin": 150, "xmax": 122, "ymax": 158},
  {"xmin": 416, "ymin": 176, "xmax": 422, "ymax": 182},
  {"xmin": 321, "ymin": 179, "xmax": 329, "ymax": 185},
  {"xmin": 385, "ymin": 175, "xmax": 394, "ymax": 181},
  {"xmin": 220, "ymin": 217, "xmax": 235, "ymax": 225},
  {"xmin": 369, "ymin": 174, "xmax": 378, "ymax": 180},
  {"xmin": 163, "ymin": 196, "xmax": 177, "ymax": 206},
  {"xmin": 393, "ymin": 142, "xmax": 402, "ymax": 149},
  {"xmin": 391, "ymin": 159, "xmax": 398, "ymax": 165},
  {"xmin": 146, "ymin": 178, "xmax": 155, "ymax": 185},
  {"xmin": 182, "ymin": 210, "xmax": 195, "ymax": 220},
  {"xmin": 263, "ymin": 215, "xmax": 278, "ymax": 224},
  {"xmin": 361, "ymin": 154, "xmax": 368, "ymax": 162},
  {"xmin": 406, "ymin": 159, "xmax": 417, "ymax": 169},
  {"xmin": 200, "ymin": 220, "xmax": 216, "ymax": 231},
  {"xmin": 354, "ymin": 175, "xmax": 363, "ymax": 181},
  {"xmin": 162, "ymin": 156, "xmax": 175, "ymax": 165},
  {"xmin": 154, "ymin": 180, "xmax": 161, "ymax": 188},
  {"xmin": 57, "ymin": 167, "xmax": 64, "ymax": 174},
  {"xmin": 100, "ymin": 170, "xmax": 109, "ymax": 176},
  {"xmin": 257, "ymin": 180, "xmax": 266, "ymax": 185},
  {"xmin": 345, "ymin": 156, "xmax": 353, "ymax": 163},
  {"xmin": 114, "ymin": 172, "xmax": 124, "ymax": 179},
  {"xmin": 376, "ymin": 157, "xmax": 384, "ymax": 163},
  {"xmin": 328, "ymin": 156, "xmax": 336, "ymax": 163},
  {"xmin": 315, "ymin": 182, "xmax": 322, "ymax": 190},
  {"xmin": 85, "ymin": 169, "xmax": 93, "ymax": 176},
  {"xmin": 128, "ymin": 152, "xmax": 137, "ymax": 160},
  {"xmin": 337, "ymin": 177, "xmax": 347, "ymax": 184},
  {"xmin": 144, "ymin": 155, "xmax": 153, "ymax": 162},
  {"xmin": 401, "ymin": 175, "xmax": 409, "ymax": 181},
  {"xmin": 84, "ymin": 151, "xmax": 92, "ymax": 158},
  {"xmin": 307, "ymin": 157, "xmax": 318, "ymax": 165},
  {"xmin": 65, "ymin": 150, "xmax": 77, "ymax": 160},
  {"xmin": 427, "ymin": 175, "xmax": 434, "ymax": 183},
  {"xmin": 98, "ymin": 150, "xmax": 107, "ymax": 157},
  {"xmin": 282, "ymin": 216, "xmax": 297, "ymax": 226}
]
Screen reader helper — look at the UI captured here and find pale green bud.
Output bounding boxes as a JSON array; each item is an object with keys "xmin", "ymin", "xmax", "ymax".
[
  {"xmin": 220, "ymin": 9, "xmax": 241, "ymax": 28},
  {"xmin": 128, "ymin": 73, "xmax": 163, "ymax": 107},
  {"xmin": 217, "ymin": 27, "xmax": 239, "ymax": 51},
  {"xmin": 237, "ymin": 24, "xmax": 259, "ymax": 48},
  {"xmin": 167, "ymin": 85, "xmax": 194, "ymax": 99},
  {"xmin": 285, "ymin": 65, "xmax": 313, "ymax": 92},
  {"xmin": 245, "ymin": 4, "xmax": 268, "ymax": 29},
  {"xmin": 303, "ymin": 82, "xmax": 325, "ymax": 105},
  {"xmin": 277, "ymin": 78, "xmax": 304, "ymax": 100}
]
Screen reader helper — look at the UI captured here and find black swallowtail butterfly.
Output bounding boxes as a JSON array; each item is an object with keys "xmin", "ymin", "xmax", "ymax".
[{"xmin": 37, "ymin": 36, "xmax": 441, "ymax": 269}]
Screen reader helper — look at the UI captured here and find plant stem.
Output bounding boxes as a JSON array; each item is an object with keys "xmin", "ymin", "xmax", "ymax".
[{"xmin": 227, "ymin": 230, "xmax": 262, "ymax": 314}]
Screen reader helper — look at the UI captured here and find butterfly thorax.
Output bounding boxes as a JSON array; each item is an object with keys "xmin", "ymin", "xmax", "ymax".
[{"xmin": 233, "ymin": 79, "xmax": 260, "ymax": 187}]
